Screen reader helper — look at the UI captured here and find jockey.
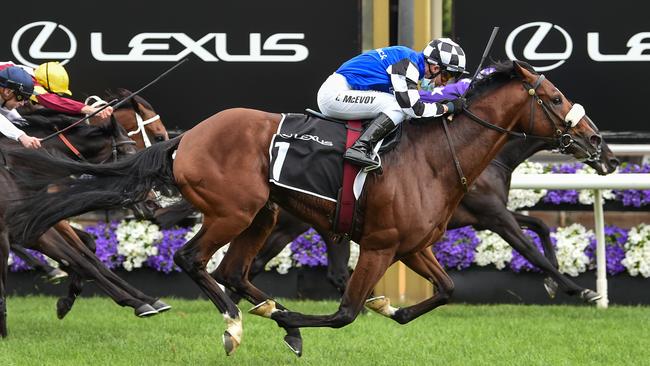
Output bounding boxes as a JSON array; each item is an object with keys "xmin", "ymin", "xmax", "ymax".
[
  {"xmin": 32, "ymin": 61, "xmax": 113, "ymax": 119},
  {"xmin": 0, "ymin": 66, "xmax": 41, "ymax": 149},
  {"xmin": 317, "ymin": 38, "xmax": 468, "ymax": 170}
]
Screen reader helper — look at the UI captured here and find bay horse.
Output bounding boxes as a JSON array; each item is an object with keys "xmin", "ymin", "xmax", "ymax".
[
  {"xmin": 234, "ymin": 135, "xmax": 618, "ymax": 303},
  {"xmin": 6, "ymin": 61, "xmax": 605, "ymax": 356},
  {"xmin": 0, "ymin": 116, "xmax": 170, "ymax": 337}
]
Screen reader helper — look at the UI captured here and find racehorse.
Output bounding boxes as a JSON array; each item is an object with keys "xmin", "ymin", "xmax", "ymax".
[
  {"xmin": 0, "ymin": 116, "xmax": 169, "ymax": 337},
  {"xmin": 232, "ymin": 136, "xmax": 618, "ymax": 302},
  {"xmin": 6, "ymin": 61, "xmax": 606, "ymax": 356}
]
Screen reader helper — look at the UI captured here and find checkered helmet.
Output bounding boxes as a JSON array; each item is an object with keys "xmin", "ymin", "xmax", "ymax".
[{"xmin": 422, "ymin": 38, "xmax": 467, "ymax": 74}]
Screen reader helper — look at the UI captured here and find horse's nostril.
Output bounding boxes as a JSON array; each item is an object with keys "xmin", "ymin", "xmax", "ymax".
[
  {"xmin": 590, "ymin": 134, "xmax": 602, "ymax": 147},
  {"xmin": 610, "ymin": 158, "xmax": 621, "ymax": 168},
  {"xmin": 155, "ymin": 135, "xmax": 165, "ymax": 142}
]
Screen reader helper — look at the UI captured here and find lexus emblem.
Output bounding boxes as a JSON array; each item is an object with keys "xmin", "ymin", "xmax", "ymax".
[
  {"xmin": 505, "ymin": 22, "xmax": 573, "ymax": 72},
  {"xmin": 11, "ymin": 21, "xmax": 77, "ymax": 68}
]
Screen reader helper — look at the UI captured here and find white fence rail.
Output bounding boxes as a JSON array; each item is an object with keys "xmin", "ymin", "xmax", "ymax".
[{"xmin": 510, "ymin": 173, "xmax": 650, "ymax": 308}]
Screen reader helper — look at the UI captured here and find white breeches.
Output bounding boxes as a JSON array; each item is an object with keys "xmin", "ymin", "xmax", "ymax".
[{"xmin": 317, "ymin": 73, "xmax": 407, "ymax": 125}]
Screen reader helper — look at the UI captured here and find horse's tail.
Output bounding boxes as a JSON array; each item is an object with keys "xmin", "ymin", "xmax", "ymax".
[
  {"xmin": 7, "ymin": 136, "xmax": 183, "ymax": 244},
  {"xmin": 154, "ymin": 199, "xmax": 197, "ymax": 229}
]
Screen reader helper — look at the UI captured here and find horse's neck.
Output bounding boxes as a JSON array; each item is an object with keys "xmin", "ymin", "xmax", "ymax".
[
  {"xmin": 492, "ymin": 138, "xmax": 549, "ymax": 172},
  {"xmin": 400, "ymin": 83, "xmax": 529, "ymax": 196}
]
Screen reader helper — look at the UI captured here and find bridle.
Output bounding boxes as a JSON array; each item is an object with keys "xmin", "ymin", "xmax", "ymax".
[
  {"xmin": 54, "ymin": 116, "xmax": 136, "ymax": 163},
  {"xmin": 86, "ymin": 95, "xmax": 161, "ymax": 148},
  {"xmin": 442, "ymin": 73, "xmax": 601, "ymax": 191}
]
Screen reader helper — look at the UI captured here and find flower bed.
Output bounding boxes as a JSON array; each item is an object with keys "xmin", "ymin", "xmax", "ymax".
[{"xmin": 8, "ymin": 219, "xmax": 650, "ymax": 280}]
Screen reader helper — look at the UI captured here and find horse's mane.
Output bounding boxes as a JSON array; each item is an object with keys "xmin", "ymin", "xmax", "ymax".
[
  {"xmin": 104, "ymin": 88, "xmax": 155, "ymax": 112},
  {"xmin": 465, "ymin": 60, "xmax": 537, "ymax": 101}
]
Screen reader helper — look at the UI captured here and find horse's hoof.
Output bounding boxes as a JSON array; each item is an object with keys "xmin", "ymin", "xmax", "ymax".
[
  {"xmin": 222, "ymin": 330, "xmax": 241, "ymax": 356},
  {"xmin": 56, "ymin": 298, "xmax": 74, "ymax": 319},
  {"xmin": 46, "ymin": 268, "xmax": 68, "ymax": 284},
  {"xmin": 150, "ymin": 300, "xmax": 172, "ymax": 313},
  {"xmin": 543, "ymin": 277, "xmax": 559, "ymax": 299},
  {"xmin": 365, "ymin": 296, "xmax": 397, "ymax": 317},
  {"xmin": 134, "ymin": 303, "xmax": 158, "ymax": 317},
  {"xmin": 580, "ymin": 289, "xmax": 602, "ymax": 303},
  {"xmin": 283, "ymin": 334, "xmax": 303, "ymax": 357},
  {"xmin": 249, "ymin": 299, "xmax": 277, "ymax": 318}
]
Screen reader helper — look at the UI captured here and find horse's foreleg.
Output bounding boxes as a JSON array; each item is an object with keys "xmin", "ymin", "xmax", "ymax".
[
  {"xmin": 266, "ymin": 246, "xmax": 394, "ymax": 330},
  {"xmin": 376, "ymin": 248, "xmax": 454, "ymax": 324},
  {"xmin": 173, "ymin": 222, "xmax": 243, "ymax": 356},
  {"xmin": 491, "ymin": 214, "xmax": 601, "ymax": 303},
  {"xmin": 511, "ymin": 212, "xmax": 559, "ymax": 297},
  {"xmin": 0, "ymin": 230, "xmax": 9, "ymax": 338}
]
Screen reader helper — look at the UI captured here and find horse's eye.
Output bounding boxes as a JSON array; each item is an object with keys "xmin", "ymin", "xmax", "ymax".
[{"xmin": 552, "ymin": 96, "xmax": 562, "ymax": 105}]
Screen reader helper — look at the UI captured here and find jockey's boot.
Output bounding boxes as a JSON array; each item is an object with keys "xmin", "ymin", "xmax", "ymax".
[{"xmin": 343, "ymin": 113, "xmax": 396, "ymax": 171}]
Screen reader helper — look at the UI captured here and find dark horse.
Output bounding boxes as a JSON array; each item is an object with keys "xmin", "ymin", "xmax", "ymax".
[
  {"xmin": 0, "ymin": 116, "xmax": 170, "ymax": 337},
  {"xmin": 6, "ymin": 61, "xmax": 605, "ymax": 356}
]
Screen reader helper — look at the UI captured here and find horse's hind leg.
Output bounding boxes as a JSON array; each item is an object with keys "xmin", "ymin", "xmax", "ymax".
[
  {"xmin": 369, "ymin": 248, "xmax": 454, "ymax": 324},
  {"xmin": 512, "ymin": 211, "xmax": 559, "ymax": 297},
  {"xmin": 213, "ymin": 203, "xmax": 304, "ymax": 356},
  {"xmin": 0, "ymin": 228, "xmax": 9, "ymax": 338},
  {"xmin": 10, "ymin": 244, "xmax": 67, "ymax": 283},
  {"xmin": 261, "ymin": 246, "xmax": 394, "ymax": 330},
  {"xmin": 56, "ymin": 272, "xmax": 84, "ymax": 319},
  {"xmin": 173, "ymin": 220, "xmax": 246, "ymax": 356},
  {"xmin": 322, "ymin": 233, "xmax": 350, "ymax": 294}
]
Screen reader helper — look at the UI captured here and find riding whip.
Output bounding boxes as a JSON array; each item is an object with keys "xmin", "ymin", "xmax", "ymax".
[
  {"xmin": 41, "ymin": 58, "xmax": 189, "ymax": 142},
  {"xmin": 461, "ymin": 26, "xmax": 499, "ymax": 99}
]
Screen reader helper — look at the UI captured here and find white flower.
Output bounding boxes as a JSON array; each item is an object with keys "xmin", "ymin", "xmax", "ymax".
[
  {"xmin": 115, "ymin": 220, "xmax": 162, "ymax": 271},
  {"xmin": 622, "ymin": 224, "xmax": 650, "ymax": 278},
  {"xmin": 474, "ymin": 231, "xmax": 512, "ymax": 269},
  {"xmin": 265, "ymin": 244, "xmax": 293, "ymax": 274},
  {"xmin": 507, "ymin": 161, "xmax": 547, "ymax": 210},
  {"xmin": 551, "ymin": 223, "xmax": 592, "ymax": 277},
  {"xmin": 575, "ymin": 165, "xmax": 614, "ymax": 205}
]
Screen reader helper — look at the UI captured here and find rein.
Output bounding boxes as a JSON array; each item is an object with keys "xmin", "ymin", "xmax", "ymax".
[{"xmin": 444, "ymin": 73, "xmax": 600, "ymax": 190}]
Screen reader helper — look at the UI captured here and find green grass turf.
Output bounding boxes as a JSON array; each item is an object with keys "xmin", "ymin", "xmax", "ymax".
[{"xmin": 0, "ymin": 296, "xmax": 648, "ymax": 365}]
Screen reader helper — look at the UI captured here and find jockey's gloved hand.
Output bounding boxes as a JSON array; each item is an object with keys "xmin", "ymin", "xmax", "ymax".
[{"xmin": 445, "ymin": 97, "xmax": 466, "ymax": 115}]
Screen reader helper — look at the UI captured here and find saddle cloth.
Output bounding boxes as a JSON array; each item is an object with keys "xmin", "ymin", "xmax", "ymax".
[{"xmin": 269, "ymin": 113, "xmax": 347, "ymax": 202}]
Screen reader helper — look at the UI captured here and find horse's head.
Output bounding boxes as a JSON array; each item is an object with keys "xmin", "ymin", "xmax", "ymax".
[
  {"xmin": 511, "ymin": 61, "xmax": 605, "ymax": 171},
  {"xmin": 109, "ymin": 89, "xmax": 169, "ymax": 149}
]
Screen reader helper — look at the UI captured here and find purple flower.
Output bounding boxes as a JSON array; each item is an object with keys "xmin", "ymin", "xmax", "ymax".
[
  {"xmin": 290, "ymin": 228, "xmax": 328, "ymax": 267},
  {"xmin": 509, "ymin": 229, "xmax": 547, "ymax": 273},
  {"xmin": 613, "ymin": 163, "xmax": 650, "ymax": 207},
  {"xmin": 85, "ymin": 221, "xmax": 123, "ymax": 269},
  {"xmin": 146, "ymin": 227, "xmax": 191, "ymax": 273},
  {"xmin": 542, "ymin": 163, "xmax": 583, "ymax": 205},
  {"xmin": 432, "ymin": 227, "xmax": 479, "ymax": 270},
  {"xmin": 585, "ymin": 226, "xmax": 627, "ymax": 275},
  {"xmin": 8, "ymin": 249, "xmax": 51, "ymax": 272}
]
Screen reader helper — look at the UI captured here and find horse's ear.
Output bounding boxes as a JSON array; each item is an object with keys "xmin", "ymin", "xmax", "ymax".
[{"xmin": 512, "ymin": 60, "xmax": 532, "ymax": 80}]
